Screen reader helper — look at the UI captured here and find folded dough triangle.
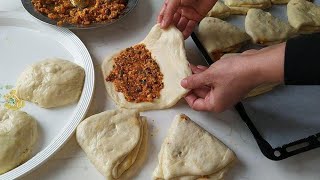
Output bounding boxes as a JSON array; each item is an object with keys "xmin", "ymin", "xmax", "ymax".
[
  {"xmin": 153, "ymin": 114, "xmax": 236, "ymax": 180},
  {"xmin": 287, "ymin": 0, "xmax": 320, "ymax": 33},
  {"xmin": 225, "ymin": 0, "xmax": 271, "ymax": 14},
  {"xmin": 272, "ymin": 0, "xmax": 312, "ymax": 5},
  {"xmin": 245, "ymin": 9, "xmax": 296, "ymax": 45},
  {"xmin": 207, "ymin": 1, "xmax": 231, "ymax": 19},
  {"xmin": 197, "ymin": 17, "xmax": 250, "ymax": 60},
  {"xmin": 76, "ymin": 109, "xmax": 148, "ymax": 180},
  {"xmin": 102, "ymin": 24, "xmax": 191, "ymax": 111},
  {"xmin": 271, "ymin": 0, "xmax": 290, "ymax": 4}
]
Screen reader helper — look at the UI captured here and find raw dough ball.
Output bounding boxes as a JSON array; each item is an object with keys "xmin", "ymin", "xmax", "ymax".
[
  {"xmin": 16, "ymin": 58, "xmax": 85, "ymax": 108},
  {"xmin": 0, "ymin": 108, "xmax": 38, "ymax": 174}
]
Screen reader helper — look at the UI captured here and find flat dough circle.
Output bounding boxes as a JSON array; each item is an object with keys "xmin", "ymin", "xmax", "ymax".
[
  {"xmin": 0, "ymin": 108, "xmax": 38, "ymax": 174},
  {"xmin": 16, "ymin": 58, "xmax": 85, "ymax": 108},
  {"xmin": 102, "ymin": 24, "xmax": 191, "ymax": 111}
]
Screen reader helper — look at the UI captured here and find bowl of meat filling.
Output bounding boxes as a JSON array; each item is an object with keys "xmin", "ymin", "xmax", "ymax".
[{"xmin": 21, "ymin": 0, "xmax": 138, "ymax": 29}]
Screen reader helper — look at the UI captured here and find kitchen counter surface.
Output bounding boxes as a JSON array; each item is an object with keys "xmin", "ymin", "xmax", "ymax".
[{"xmin": 1, "ymin": 0, "xmax": 320, "ymax": 179}]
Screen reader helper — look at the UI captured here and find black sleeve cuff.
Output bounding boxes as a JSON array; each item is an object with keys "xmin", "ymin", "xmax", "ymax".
[{"xmin": 284, "ymin": 33, "xmax": 320, "ymax": 85}]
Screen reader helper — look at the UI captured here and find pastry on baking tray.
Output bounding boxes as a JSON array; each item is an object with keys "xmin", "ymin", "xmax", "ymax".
[
  {"xmin": 16, "ymin": 58, "xmax": 85, "ymax": 108},
  {"xmin": 102, "ymin": 24, "xmax": 191, "ymax": 111},
  {"xmin": 76, "ymin": 109, "xmax": 148, "ymax": 180},
  {"xmin": 0, "ymin": 108, "xmax": 38, "ymax": 174},
  {"xmin": 225, "ymin": 0, "xmax": 272, "ymax": 15},
  {"xmin": 271, "ymin": 0, "xmax": 290, "ymax": 4},
  {"xmin": 271, "ymin": 0, "xmax": 312, "ymax": 5},
  {"xmin": 196, "ymin": 17, "xmax": 250, "ymax": 60},
  {"xmin": 287, "ymin": 0, "xmax": 320, "ymax": 33},
  {"xmin": 207, "ymin": 1, "xmax": 231, "ymax": 19},
  {"xmin": 245, "ymin": 8, "xmax": 296, "ymax": 45},
  {"xmin": 153, "ymin": 114, "xmax": 236, "ymax": 180}
]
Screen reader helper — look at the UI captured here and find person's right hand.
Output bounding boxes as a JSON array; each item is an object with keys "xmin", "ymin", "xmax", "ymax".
[
  {"xmin": 157, "ymin": 0, "xmax": 217, "ymax": 39},
  {"xmin": 181, "ymin": 43, "xmax": 286, "ymax": 112}
]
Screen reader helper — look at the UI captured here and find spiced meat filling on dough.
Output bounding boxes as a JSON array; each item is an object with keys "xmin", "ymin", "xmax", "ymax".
[
  {"xmin": 106, "ymin": 44, "xmax": 164, "ymax": 103},
  {"xmin": 102, "ymin": 24, "xmax": 191, "ymax": 111}
]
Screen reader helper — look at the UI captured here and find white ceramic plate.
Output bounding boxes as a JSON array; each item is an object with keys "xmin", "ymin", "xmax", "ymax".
[{"xmin": 0, "ymin": 11, "xmax": 94, "ymax": 179}]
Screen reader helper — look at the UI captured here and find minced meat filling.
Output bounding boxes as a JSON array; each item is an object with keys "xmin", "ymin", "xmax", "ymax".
[
  {"xmin": 106, "ymin": 44, "xmax": 164, "ymax": 103},
  {"xmin": 31, "ymin": 0, "xmax": 126, "ymax": 26}
]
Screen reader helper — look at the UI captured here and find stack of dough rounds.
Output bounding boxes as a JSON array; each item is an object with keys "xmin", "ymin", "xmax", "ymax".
[
  {"xmin": 0, "ymin": 108, "xmax": 38, "ymax": 174},
  {"xmin": 102, "ymin": 24, "xmax": 191, "ymax": 111},
  {"xmin": 196, "ymin": 17, "xmax": 250, "ymax": 60},
  {"xmin": 16, "ymin": 58, "xmax": 85, "ymax": 108},
  {"xmin": 287, "ymin": 0, "xmax": 320, "ymax": 33},
  {"xmin": 207, "ymin": 1, "xmax": 231, "ymax": 19},
  {"xmin": 153, "ymin": 114, "xmax": 236, "ymax": 180},
  {"xmin": 220, "ymin": 53, "xmax": 279, "ymax": 98},
  {"xmin": 225, "ymin": 0, "xmax": 272, "ymax": 15},
  {"xmin": 245, "ymin": 8, "xmax": 297, "ymax": 45},
  {"xmin": 76, "ymin": 109, "xmax": 148, "ymax": 180}
]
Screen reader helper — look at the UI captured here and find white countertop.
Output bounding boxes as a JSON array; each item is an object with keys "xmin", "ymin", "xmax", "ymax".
[{"xmin": 1, "ymin": 0, "xmax": 320, "ymax": 179}]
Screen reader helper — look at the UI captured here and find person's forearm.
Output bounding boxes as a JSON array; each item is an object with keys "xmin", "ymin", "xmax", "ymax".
[
  {"xmin": 245, "ymin": 43, "xmax": 286, "ymax": 85},
  {"xmin": 247, "ymin": 33, "xmax": 320, "ymax": 86}
]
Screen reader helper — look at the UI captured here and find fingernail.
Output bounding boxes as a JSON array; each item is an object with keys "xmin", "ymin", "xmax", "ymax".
[
  {"xmin": 161, "ymin": 20, "xmax": 165, "ymax": 27},
  {"xmin": 197, "ymin": 65, "xmax": 207, "ymax": 70},
  {"xmin": 181, "ymin": 79, "xmax": 187, "ymax": 87}
]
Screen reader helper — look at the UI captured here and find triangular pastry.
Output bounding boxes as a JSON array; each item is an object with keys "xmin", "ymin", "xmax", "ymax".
[
  {"xmin": 207, "ymin": 1, "xmax": 231, "ymax": 19},
  {"xmin": 225, "ymin": 0, "xmax": 272, "ymax": 14},
  {"xmin": 76, "ymin": 109, "xmax": 148, "ymax": 180},
  {"xmin": 245, "ymin": 8, "xmax": 297, "ymax": 45},
  {"xmin": 197, "ymin": 17, "xmax": 250, "ymax": 60},
  {"xmin": 287, "ymin": 0, "xmax": 320, "ymax": 33},
  {"xmin": 153, "ymin": 114, "xmax": 236, "ymax": 180}
]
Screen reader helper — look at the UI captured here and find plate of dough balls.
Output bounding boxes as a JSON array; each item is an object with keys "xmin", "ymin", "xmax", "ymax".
[{"xmin": 0, "ymin": 12, "xmax": 94, "ymax": 179}]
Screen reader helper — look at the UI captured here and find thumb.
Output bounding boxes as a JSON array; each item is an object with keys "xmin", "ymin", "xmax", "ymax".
[{"xmin": 181, "ymin": 71, "xmax": 211, "ymax": 89}]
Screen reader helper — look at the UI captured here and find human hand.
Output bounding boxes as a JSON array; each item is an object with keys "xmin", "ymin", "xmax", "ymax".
[
  {"xmin": 157, "ymin": 0, "xmax": 217, "ymax": 39},
  {"xmin": 181, "ymin": 43, "xmax": 286, "ymax": 112}
]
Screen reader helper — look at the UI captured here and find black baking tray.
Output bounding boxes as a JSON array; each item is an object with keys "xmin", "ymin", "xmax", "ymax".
[{"xmin": 191, "ymin": 32, "xmax": 320, "ymax": 161}]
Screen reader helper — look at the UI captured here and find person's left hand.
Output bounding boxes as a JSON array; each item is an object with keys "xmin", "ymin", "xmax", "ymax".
[{"xmin": 157, "ymin": 0, "xmax": 217, "ymax": 39}]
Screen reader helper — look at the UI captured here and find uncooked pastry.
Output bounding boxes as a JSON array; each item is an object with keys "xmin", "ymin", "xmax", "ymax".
[
  {"xmin": 102, "ymin": 24, "xmax": 191, "ymax": 111},
  {"xmin": 197, "ymin": 17, "xmax": 250, "ymax": 60},
  {"xmin": 271, "ymin": 0, "xmax": 312, "ymax": 5},
  {"xmin": 287, "ymin": 0, "xmax": 320, "ymax": 33},
  {"xmin": 225, "ymin": 0, "xmax": 271, "ymax": 14},
  {"xmin": 153, "ymin": 114, "xmax": 236, "ymax": 180},
  {"xmin": 16, "ymin": 58, "xmax": 85, "ymax": 108},
  {"xmin": 207, "ymin": 1, "xmax": 231, "ymax": 19},
  {"xmin": 76, "ymin": 109, "xmax": 148, "ymax": 180},
  {"xmin": 0, "ymin": 108, "xmax": 38, "ymax": 174},
  {"xmin": 271, "ymin": 0, "xmax": 290, "ymax": 4},
  {"xmin": 245, "ymin": 8, "xmax": 296, "ymax": 45}
]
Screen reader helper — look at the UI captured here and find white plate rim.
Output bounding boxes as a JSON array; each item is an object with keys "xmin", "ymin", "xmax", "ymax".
[{"xmin": 0, "ymin": 11, "xmax": 95, "ymax": 180}]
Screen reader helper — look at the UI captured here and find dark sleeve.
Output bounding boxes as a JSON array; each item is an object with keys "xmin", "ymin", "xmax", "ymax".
[{"xmin": 284, "ymin": 33, "xmax": 320, "ymax": 85}]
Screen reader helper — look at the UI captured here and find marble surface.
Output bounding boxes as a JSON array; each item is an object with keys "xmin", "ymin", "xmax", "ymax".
[{"xmin": 1, "ymin": 0, "xmax": 320, "ymax": 180}]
